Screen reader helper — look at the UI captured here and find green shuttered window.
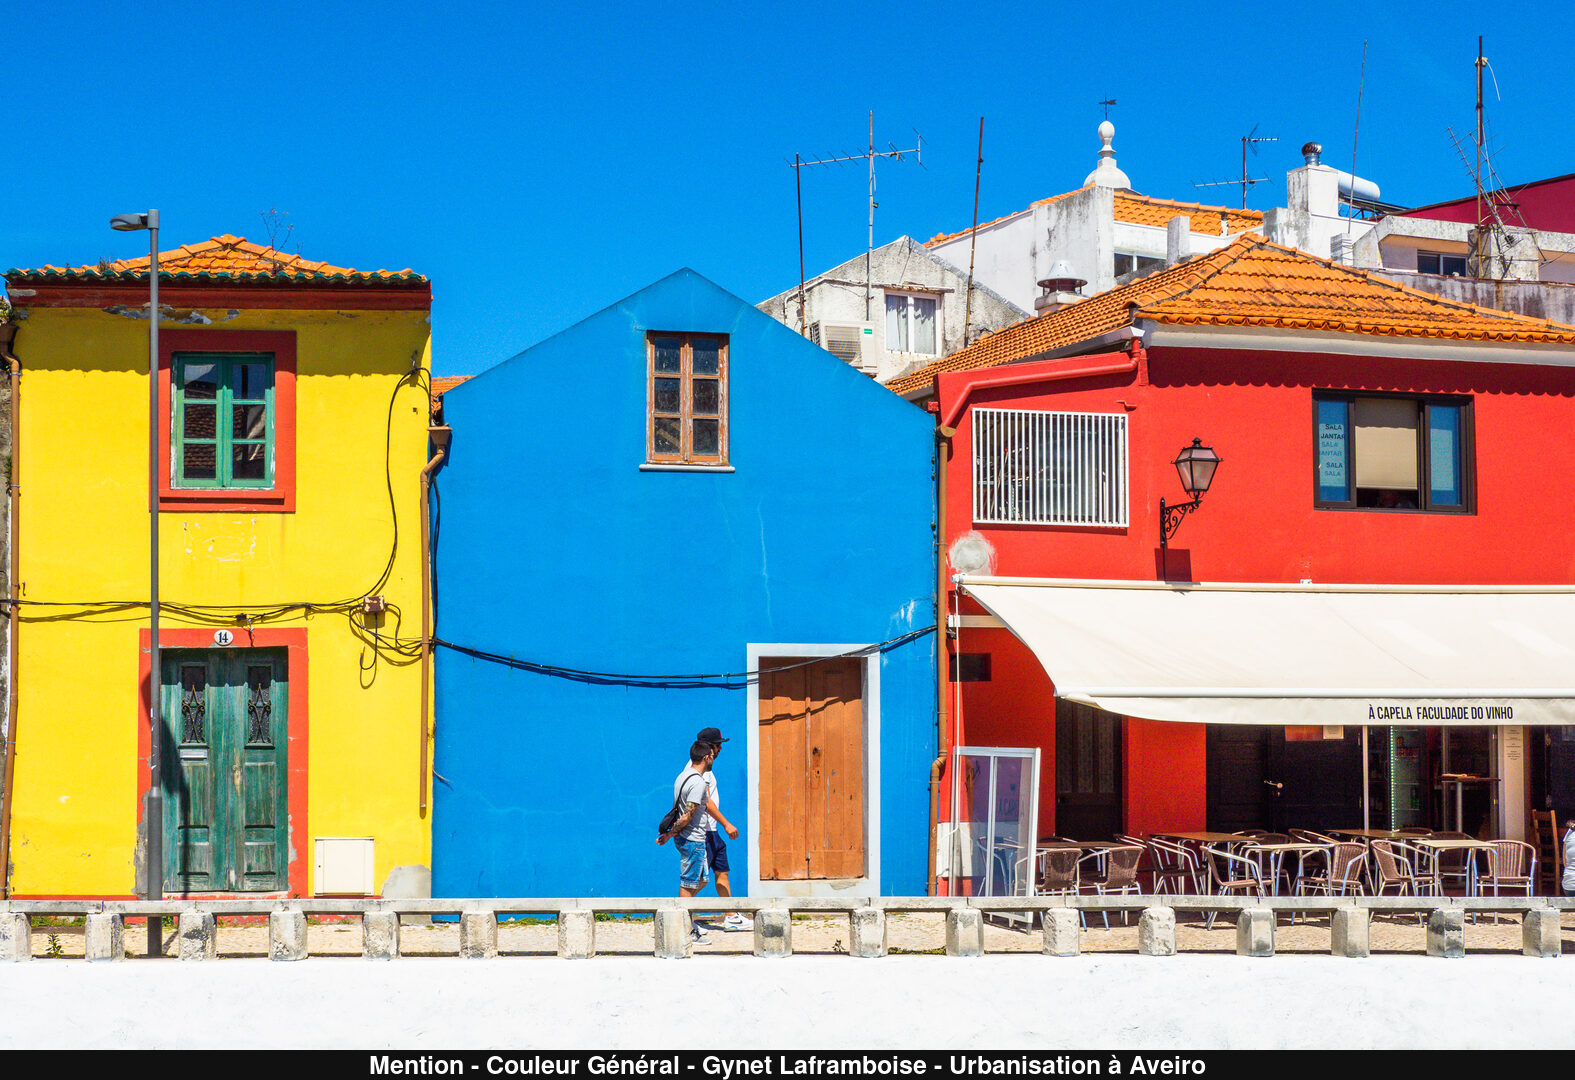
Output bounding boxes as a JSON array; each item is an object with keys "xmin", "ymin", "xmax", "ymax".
[{"xmin": 173, "ymin": 352, "xmax": 275, "ymax": 489}]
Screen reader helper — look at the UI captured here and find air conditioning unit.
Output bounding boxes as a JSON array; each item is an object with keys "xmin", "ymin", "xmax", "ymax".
[{"xmin": 809, "ymin": 321, "xmax": 878, "ymax": 375}]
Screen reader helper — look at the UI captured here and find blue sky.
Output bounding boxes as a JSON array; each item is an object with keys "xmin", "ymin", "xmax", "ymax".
[{"xmin": 5, "ymin": 1, "xmax": 1575, "ymax": 375}]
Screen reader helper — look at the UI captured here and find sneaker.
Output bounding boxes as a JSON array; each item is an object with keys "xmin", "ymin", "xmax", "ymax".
[
  {"xmin": 723, "ymin": 914, "xmax": 754, "ymax": 931},
  {"xmin": 690, "ymin": 927, "xmax": 711, "ymax": 945}
]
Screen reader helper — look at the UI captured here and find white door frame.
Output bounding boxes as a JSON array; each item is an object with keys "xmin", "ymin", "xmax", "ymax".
[{"xmin": 745, "ymin": 643, "xmax": 881, "ymax": 897}]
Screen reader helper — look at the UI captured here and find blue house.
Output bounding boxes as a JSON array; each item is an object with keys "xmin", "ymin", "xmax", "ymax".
[{"xmin": 432, "ymin": 270, "xmax": 937, "ymax": 898}]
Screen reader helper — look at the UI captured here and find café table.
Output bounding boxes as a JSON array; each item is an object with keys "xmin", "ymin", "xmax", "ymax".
[
  {"xmin": 1245, "ymin": 841, "xmax": 1328, "ymax": 895},
  {"xmin": 1411, "ymin": 836, "xmax": 1494, "ymax": 896}
]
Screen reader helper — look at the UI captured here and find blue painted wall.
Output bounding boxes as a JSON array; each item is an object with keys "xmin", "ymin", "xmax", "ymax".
[{"xmin": 432, "ymin": 270, "xmax": 937, "ymax": 897}]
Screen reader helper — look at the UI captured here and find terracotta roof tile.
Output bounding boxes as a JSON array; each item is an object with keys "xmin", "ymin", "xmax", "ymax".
[
  {"xmin": 430, "ymin": 374, "xmax": 470, "ymax": 418},
  {"xmin": 7, "ymin": 235, "xmax": 426, "ymax": 285},
  {"xmin": 886, "ymin": 236, "xmax": 1575, "ymax": 397},
  {"xmin": 924, "ymin": 188, "xmax": 1260, "ymax": 247}
]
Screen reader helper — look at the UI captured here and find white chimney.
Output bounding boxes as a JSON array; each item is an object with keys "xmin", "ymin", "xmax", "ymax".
[{"xmin": 1166, "ymin": 215, "xmax": 1191, "ymax": 265}]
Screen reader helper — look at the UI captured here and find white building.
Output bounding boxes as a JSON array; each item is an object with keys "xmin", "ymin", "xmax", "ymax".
[
  {"xmin": 757, "ymin": 236, "xmax": 1028, "ymax": 385},
  {"xmin": 923, "ymin": 121, "xmax": 1265, "ymax": 315}
]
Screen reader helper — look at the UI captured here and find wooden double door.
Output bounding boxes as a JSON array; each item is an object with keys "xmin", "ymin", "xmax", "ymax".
[
  {"xmin": 160, "ymin": 648, "xmax": 289, "ymax": 893},
  {"xmin": 757, "ymin": 656, "xmax": 866, "ymax": 881}
]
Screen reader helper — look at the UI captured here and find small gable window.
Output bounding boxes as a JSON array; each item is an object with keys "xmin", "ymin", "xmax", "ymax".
[{"xmin": 647, "ymin": 332, "xmax": 728, "ymax": 466}]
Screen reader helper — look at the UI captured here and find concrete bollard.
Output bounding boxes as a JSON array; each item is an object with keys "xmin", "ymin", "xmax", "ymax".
[
  {"xmin": 1042, "ymin": 907, "xmax": 1081, "ymax": 957},
  {"xmin": 363, "ymin": 911, "xmax": 400, "ymax": 960},
  {"xmin": 269, "ymin": 909, "xmax": 308, "ymax": 962},
  {"xmin": 558, "ymin": 910, "xmax": 595, "ymax": 959},
  {"xmin": 752, "ymin": 908, "xmax": 791, "ymax": 958},
  {"xmin": 946, "ymin": 908, "xmax": 984, "ymax": 957},
  {"xmin": 0, "ymin": 913, "xmax": 31, "ymax": 962},
  {"xmin": 459, "ymin": 910, "xmax": 497, "ymax": 959},
  {"xmin": 1236, "ymin": 908, "xmax": 1275, "ymax": 957},
  {"xmin": 178, "ymin": 910, "xmax": 217, "ymax": 961},
  {"xmin": 1426, "ymin": 908, "xmax": 1465, "ymax": 958},
  {"xmin": 850, "ymin": 907, "xmax": 886, "ymax": 958},
  {"xmin": 1138, "ymin": 906, "xmax": 1177, "ymax": 956},
  {"xmin": 1523, "ymin": 907, "xmax": 1561, "ymax": 959},
  {"xmin": 1330, "ymin": 906, "xmax": 1370, "ymax": 958},
  {"xmin": 654, "ymin": 907, "xmax": 692, "ymax": 958},
  {"xmin": 85, "ymin": 913, "xmax": 125, "ymax": 962}
]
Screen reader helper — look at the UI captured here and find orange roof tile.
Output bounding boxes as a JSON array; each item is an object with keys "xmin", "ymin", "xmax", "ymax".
[
  {"xmin": 430, "ymin": 374, "xmax": 470, "ymax": 418},
  {"xmin": 924, "ymin": 188, "xmax": 1260, "ymax": 247},
  {"xmin": 7, "ymin": 235, "xmax": 425, "ymax": 285},
  {"xmin": 886, "ymin": 235, "xmax": 1575, "ymax": 397}
]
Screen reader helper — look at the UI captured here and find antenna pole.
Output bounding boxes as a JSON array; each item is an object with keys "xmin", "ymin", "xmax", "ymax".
[
  {"xmin": 867, "ymin": 111, "xmax": 875, "ymax": 321},
  {"xmin": 1349, "ymin": 39, "xmax": 1367, "ymax": 238},
  {"xmin": 796, "ymin": 153, "xmax": 807, "ymax": 336},
  {"xmin": 1476, "ymin": 35, "xmax": 1485, "ymax": 278},
  {"xmin": 964, "ymin": 118, "xmax": 983, "ymax": 346}
]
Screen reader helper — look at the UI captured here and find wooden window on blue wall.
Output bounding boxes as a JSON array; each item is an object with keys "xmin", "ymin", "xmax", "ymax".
[
  {"xmin": 647, "ymin": 332, "xmax": 728, "ymax": 465},
  {"xmin": 173, "ymin": 352, "xmax": 275, "ymax": 489}
]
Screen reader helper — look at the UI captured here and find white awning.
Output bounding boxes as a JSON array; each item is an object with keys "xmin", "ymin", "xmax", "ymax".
[{"xmin": 958, "ymin": 577, "xmax": 1575, "ymax": 727}]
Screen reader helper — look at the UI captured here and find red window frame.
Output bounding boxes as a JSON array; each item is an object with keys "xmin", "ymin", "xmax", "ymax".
[{"xmin": 158, "ymin": 329, "xmax": 297, "ymax": 512}]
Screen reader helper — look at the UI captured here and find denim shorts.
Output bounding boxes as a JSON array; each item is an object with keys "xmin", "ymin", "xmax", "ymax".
[
  {"xmin": 676, "ymin": 836, "xmax": 709, "ymax": 889},
  {"xmin": 705, "ymin": 830, "xmax": 730, "ymax": 875}
]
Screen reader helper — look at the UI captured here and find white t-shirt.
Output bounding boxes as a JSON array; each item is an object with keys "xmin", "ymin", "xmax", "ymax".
[
  {"xmin": 1562, "ymin": 826, "xmax": 1575, "ymax": 894},
  {"xmin": 672, "ymin": 766, "xmax": 710, "ymax": 843},
  {"xmin": 704, "ymin": 771, "xmax": 720, "ymax": 834}
]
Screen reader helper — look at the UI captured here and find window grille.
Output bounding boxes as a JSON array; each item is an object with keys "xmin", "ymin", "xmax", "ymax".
[{"xmin": 972, "ymin": 408, "xmax": 1128, "ymax": 527}]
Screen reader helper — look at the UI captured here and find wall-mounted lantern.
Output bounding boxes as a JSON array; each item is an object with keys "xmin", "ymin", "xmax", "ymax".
[{"xmin": 1159, "ymin": 438, "xmax": 1221, "ymax": 550}]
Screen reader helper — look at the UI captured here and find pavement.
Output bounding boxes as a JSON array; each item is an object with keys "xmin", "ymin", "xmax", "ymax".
[{"xmin": 5, "ymin": 912, "xmax": 1574, "ymax": 1050}]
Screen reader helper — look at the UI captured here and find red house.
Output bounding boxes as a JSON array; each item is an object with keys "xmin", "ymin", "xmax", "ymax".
[{"xmin": 887, "ymin": 235, "xmax": 1575, "ymax": 893}]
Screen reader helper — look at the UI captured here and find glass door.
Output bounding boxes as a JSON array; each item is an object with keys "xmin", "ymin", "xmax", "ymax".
[{"xmin": 950, "ymin": 746, "xmax": 1041, "ymax": 898}]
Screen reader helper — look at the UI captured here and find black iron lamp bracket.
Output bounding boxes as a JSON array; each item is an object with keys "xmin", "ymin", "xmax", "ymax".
[{"xmin": 1159, "ymin": 495, "xmax": 1203, "ymax": 550}]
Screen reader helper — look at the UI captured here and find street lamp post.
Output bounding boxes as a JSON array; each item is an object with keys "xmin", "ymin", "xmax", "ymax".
[{"xmin": 111, "ymin": 210, "xmax": 161, "ymax": 956}]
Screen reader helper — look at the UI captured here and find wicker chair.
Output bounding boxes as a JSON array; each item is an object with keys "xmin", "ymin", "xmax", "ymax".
[
  {"xmin": 1036, "ymin": 847, "xmax": 1081, "ymax": 899},
  {"xmin": 1371, "ymin": 839, "xmax": 1436, "ymax": 922},
  {"xmin": 1480, "ymin": 840, "xmax": 1536, "ymax": 898},
  {"xmin": 1147, "ymin": 836, "xmax": 1204, "ymax": 896},
  {"xmin": 1079, "ymin": 844, "xmax": 1144, "ymax": 928},
  {"xmin": 1296, "ymin": 842, "xmax": 1367, "ymax": 898},
  {"xmin": 1202, "ymin": 844, "xmax": 1267, "ymax": 929}
]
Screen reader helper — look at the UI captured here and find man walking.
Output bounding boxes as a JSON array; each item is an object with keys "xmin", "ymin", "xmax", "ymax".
[
  {"xmin": 696, "ymin": 727, "xmax": 750, "ymax": 931},
  {"xmin": 658, "ymin": 740, "xmax": 718, "ymax": 945}
]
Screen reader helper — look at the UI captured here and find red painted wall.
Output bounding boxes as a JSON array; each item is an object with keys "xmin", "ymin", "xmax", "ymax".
[
  {"xmin": 934, "ymin": 343, "xmax": 1575, "ymax": 838},
  {"xmin": 1404, "ymin": 175, "xmax": 1575, "ymax": 236}
]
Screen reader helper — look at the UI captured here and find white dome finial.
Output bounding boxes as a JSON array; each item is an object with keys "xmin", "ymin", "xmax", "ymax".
[{"xmin": 1085, "ymin": 120, "xmax": 1131, "ymax": 190}]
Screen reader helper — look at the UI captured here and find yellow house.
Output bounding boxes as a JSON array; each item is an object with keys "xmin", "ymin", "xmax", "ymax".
[{"xmin": 2, "ymin": 235, "xmax": 435, "ymax": 898}]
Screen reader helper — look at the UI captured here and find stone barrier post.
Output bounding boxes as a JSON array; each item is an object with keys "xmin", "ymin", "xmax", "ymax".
[
  {"xmin": 85, "ymin": 913, "xmax": 125, "ymax": 962},
  {"xmin": 363, "ymin": 911, "xmax": 400, "ymax": 960},
  {"xmin": 753, "ymin": 908, "xmax": 791, "ymax": 958},
  {"xmin": 850, "ymin": 907, "xmax": 886, "ymax": 957},
  {"xmin": 1138, "ymin": 906, "xmax": 1176, "ymax": 956},
  {"xmin": 946, "ymin": 908, "xmax": 984, "ymax": 956},
  {"xmin": 1426, "ymin": 908, "xmax": 1465, "ymax": 958},
  {"xmin": 269, "ymin": 909, "xmax": 308, "ymax": 961},
  {"xmin": 1235, "ymin": 908, "xmax": 1275, "ymax": 957},
  {"xmin": 1330, "ymin": 906, "xmax": 1370, "ymax": 957},
  {"xmin": 1042, "ymin": 907, "xmax": 1081, "ymax": 957},
  {"xmin": 558, "ymin": 910, "xmax": 595, "ymax": 959},
  {"xmin": 459, "ymin": 910, "xmax": 498, "ymax": 959},
  {"xmin": 178, "ymin": 910, "xmax": 217, "ymax": 961},
  {"xmin": 0, "ymin": 913, "xmax": 30, "ymax": 962},
  {"xmin": 1523, "ymin": 907, "xmax": 1561, "ymax": 959},
  {"xmin": 655, "ymin": 908, "xmax": 692, "ymax": 958}
]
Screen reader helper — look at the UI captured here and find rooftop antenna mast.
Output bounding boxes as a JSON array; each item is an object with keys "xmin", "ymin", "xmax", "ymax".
[
  {"xmin": 790, "ymin": 111, "xmax": 923, "ymax": 321},
  {"xmin": 1191, "ymin": 125, "xmax": 1276, "ymax": 208}
]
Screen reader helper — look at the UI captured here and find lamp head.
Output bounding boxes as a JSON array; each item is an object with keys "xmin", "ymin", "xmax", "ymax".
[
  {"xmin": 1172, "ymin": 437, "xmax": 1221, "ymax": 497},
  {"xmin": 110, "ymin": 210, "xmax": 158, "ymax": 231}
]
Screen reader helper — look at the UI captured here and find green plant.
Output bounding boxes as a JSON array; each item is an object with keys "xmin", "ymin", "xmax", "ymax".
[{"xmin": 45, "ymin": 933, "xmax": 63, "ymax": 958}]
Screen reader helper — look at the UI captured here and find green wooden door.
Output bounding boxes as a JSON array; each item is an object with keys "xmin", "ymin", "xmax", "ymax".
[{"xmin": 160, "ymin": 648, "xmax": 288, "ymax": 893}]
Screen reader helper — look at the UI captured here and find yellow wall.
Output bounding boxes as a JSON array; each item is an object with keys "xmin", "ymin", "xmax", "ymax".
[{"xmin": 10, "ymin": 304, "xmax": 433, "ymax": 896}]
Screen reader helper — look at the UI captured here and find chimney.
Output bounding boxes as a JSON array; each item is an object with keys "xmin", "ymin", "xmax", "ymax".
[
  {"xmin": 1035, "ymin": 260, "xmax": 1088, "ymax": 314},
  {"xmin": 1166, "ymin": 215, "xmax": 1191, "ymax": 265}
]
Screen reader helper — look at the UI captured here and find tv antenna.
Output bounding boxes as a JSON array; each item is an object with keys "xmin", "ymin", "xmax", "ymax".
[
  {"xmin": 1193, "ymin": 125, "xmax": 1277, "ymax": 209},
  {"xmin": 789, "ymin": 111, "xmax": 924, "ymax": 321}
]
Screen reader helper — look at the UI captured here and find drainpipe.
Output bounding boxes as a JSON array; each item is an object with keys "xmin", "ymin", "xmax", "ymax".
[
  {"xmin": 0, "ymin": 319, "xmax": 19, "ymax": 897},
  {"xmin": 926, "ymin": 418, "xmax": 955, "ymax": 896},
  {"xmin": 419, "ymin": 423, "xmax": 452, "ymax": 818}
]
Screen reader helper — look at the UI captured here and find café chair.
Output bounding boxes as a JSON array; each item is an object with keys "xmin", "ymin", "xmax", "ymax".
[
  {"xmin": 1201, "ymin": 844, "xmax": 1267, "ymax": 929},
  {"xmin": 1079, "ymin": 844, "xmax": 1144, "ymax": 928}
]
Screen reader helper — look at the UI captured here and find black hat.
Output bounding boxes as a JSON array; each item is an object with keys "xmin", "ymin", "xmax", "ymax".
[{"xmin": 696, "ymin": 727, "xmax": 728, "ymax": 745}]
